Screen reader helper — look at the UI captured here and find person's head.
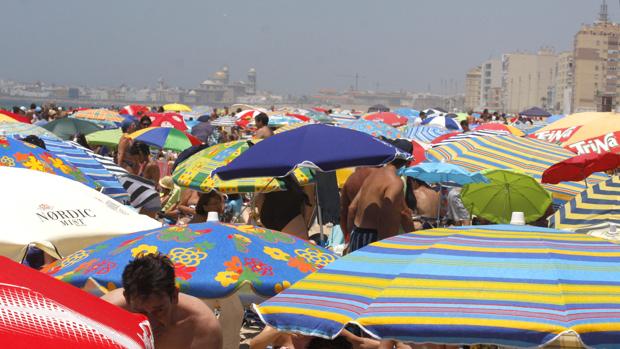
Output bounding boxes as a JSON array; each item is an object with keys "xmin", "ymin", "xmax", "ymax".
[
  {"xmin": 460, "ymin": 120, "xmax": 470, "ymax": 132},
  {"xmin": 255, "ymin": 112, "xmax": 269, "ymax": 128},
  {"xmin": 122, "ymin": 253, "xmax": 178, "ymax": 329},
  {"xmin": 30, "ymin": 103, "xmax": 36, "ymax": 110},
  {"xmin": 21, "ymin": 135, "xmax": 46, "ymax": 149},
  {"xmin": 419, "ymin": 111, "xmax": 426, "ymax": 120},
  {"xmin": 121, "ymin": 119, "xmax": 138, "ymax": 133},
  {"xmin": 157, "ymin": 106, "xmax": 165, "ymax": 113},
  {"xmin": 139, "ymin": 116, "xmax": 152, "ymax": 129},
  {"xmin": 196, "ymin": 190, "xmax": 224, "ymax": 216}
]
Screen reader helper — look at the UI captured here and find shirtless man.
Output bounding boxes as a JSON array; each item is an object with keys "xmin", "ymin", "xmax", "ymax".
[
  {"xmin": 347, "ymin": 158, "xmax": 414, "ymax": 253},
  {"xmin": 117, "ymin": 119, "xmax": 139, "ymax": 173},
  {"xmin": 102, "ymin": 253, "xmax": 222, "ymax": 349},
  {"xmin": 339, "ymin": 167, "xmax": 378, "ymax": 241},
  {"xmin": 253, "ymin": 112, "xmax": 273, "ymax": 139},
  {"xmin": 410, "ymin": 179, "xmax": 440, "ymax": 229}
]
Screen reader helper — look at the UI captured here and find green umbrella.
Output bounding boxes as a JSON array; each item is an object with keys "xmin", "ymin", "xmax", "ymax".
[
  {"xmin": 42, "ymin": 118, "xmax": 102, "ymax": 140},
  {"xmin": 85, "ymin": 128, "xmax": 122, "ymax": 148},
  {"xmin": 460, "ymin": 169, "xmax": 552, "ymax": 224},
  {"xmin": 455, "ymin": 112, "xmax": 469, "ymax": 122}
]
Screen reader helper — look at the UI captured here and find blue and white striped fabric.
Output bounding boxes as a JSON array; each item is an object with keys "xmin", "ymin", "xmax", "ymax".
[
  {"xmin": 41, "ymin": 136, "xmax": 129, "ymax": 202},
  {"xmin": 401, "ymin": 125, "xmax": 451, "ymax": 143}
]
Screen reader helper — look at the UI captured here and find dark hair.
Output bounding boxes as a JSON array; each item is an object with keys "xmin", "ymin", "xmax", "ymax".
[
  {"xmin": 74, "ymin": 133, "xmax": 90, "ymax": 149},
  {"xmin": 390, "ymin": 158, "xmax": 409, "ymax": 169},
  {"xmin": 139, "ymin": 116, "xmax": 152, "ymax": 127},
  {"xmin": 254, "ymin": 112, "xmax": 269, "ymax": 126},
  {"xmin": 307, "ymin": 336, "xmax": 352, "ymax": 349},
  {"xmin": 21, "ymin": 135, "xmax": 46, "ymax": 149},
  {"xmin": 129, "ymin": 141, "xmax": 150, "ymax": 156},
  {"xmin": 460, "ymin": 120, "xmax": 469, "ymax": 127},
  {"xmin": 122, "ymin": 253, "xmax": 176, "ymax": 300},
  {"xmin": 196, "ymin": 191, "xmax": 223, "ymax": 215}
]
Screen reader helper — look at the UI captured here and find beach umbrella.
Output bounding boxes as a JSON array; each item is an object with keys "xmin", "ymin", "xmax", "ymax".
[
  {"xmin": 128, "ymin": 127, "xmax": 202, "ymax": 152},
  {"xmin": 273, "ymin": 123, "xmax": 307, "ymax": 134},
  {"xmin": 265, "ymin": 115, "xmax": 304, "ymax": 128},
  {"xmin": 0, "ymin": 167, "xmax": 160, "ymax": 261},
  {"xmin": 423, "ymin": 108, "xmax": 446, "ymax": 116},
  {"xmin": 254, "ymin": 224, "xmax": 620, "ymax": 348},
  {"xmin": 190, "ymin": 121, "xmax": 215, "ymax": 143},
  {"xmin": 547, "ymin": 114, "xmax": 565, "ymax": 123},
  {"xmin": 408, "ymin": 139, "xmax": 428, "ymax": 166},
  {"xmin": 118, "ymin": 174, "xmax": 160, "ymax": 210},
  {"xmin": 393, "ymin": 108, "xmax": 419, "ymax": 119},
  {"xmin": 329, "ymin": 112, "xmax": 357, "ymax": 125},
  {"xmin": 85, "ymin": 128, "xmax": 122, "ymax": 148},
  {"xmin": 529, "ymin": 112, "xmax": 620, "ymax": 155},
  {"xmin": 460, "ymin": 169, "xmax": 552, "ymax": 224},
  {"xmin": 303, "ymin": 110, "xmax": 334, "ymax": 123},
  {"xmin": 42, "ymin": 118, "xmax": 102, "ymax": 140},
  {"xmin": 342, "ymin": 119, "xmax": 403, "ymax": 139},
  {"xmin": 162, "ymin": 103, "xmax": 192, "ymax": 112},
  {"xmin": 235, "ymin": 109, "xmax": 263, "ymax": 128},
  {"xmin": 0, "ymin": 121, "xmax": 60, "ymax": 139},
  {"xmin": 401, "ymin": 162, "xmax": 489, "ymax": 186},
  {"xmin": 214, "ymin": 124, "xmax": 410, "ymax": 181},
  {"xmin": 285, "ymin": 113, "xmax": 311, "ymax": 122},
  {"xmin": 473, "ymin": 123, "xmax": 525, "ymax": 136},
  {"xmin": 362, "ymin": 112, "xmax": 408, "ymax": 127},
  {"xmin": 0, "ymin": 256, "xmax": 153, "ymax": 349},
  {"xmin": 426, "ymin": 134, "xmax": 609, "ymax": 205},
  {"xmin": 421, "ymin": 115, "xmax": 462, "ymax": 130},
  {"xmin": 0, "ymin": 109, "xmax": 31, "ymax": 123},
  {"xmin": 71, "ymin": 109, "xmax": 124, "ymax": 127},
  {"xmin": 147, "ymin": 112, "xmax": 188, "ymax": 131},
  {"xmin": 41, "ymin": 136, "xmax": 129, "ymax": 202},
  {"xmin": 401, "ymin": 125, "xmax": 451, "ymax": 143},
  {"xmin": 119, "ymin": 104, "xmax": 150, "ymax": 116},
  {"xmin": 44, "ymin": 222, "xmax": 336, "ymax": 299},
  {"xmin": 210, "ymin": 116, "xmax": 237, "ymax": 127},
  {"xmin": 0, "ymin": 135, "xmax": 99, "ymax": 188},
  {"xmin": 173, "ymin": 140, "xmax": 314, "ymax": 193},
  {"xmin": 520, "ymin": 106, "xmax": 551, "ymax": 117},
  {"xmin": 549, "ymin": 175, "xmax": 619, "ymax": 233},
  {"xmin": 367, "ymin": 104, "xmax": 389, "ymax": 113},
  {"xmin": 542, "ymin": 152, "xmax": 620, "ymax": 184}
]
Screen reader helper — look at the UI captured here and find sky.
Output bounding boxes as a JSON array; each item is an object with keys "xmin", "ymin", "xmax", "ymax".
[{"xmin": 0, "ymin": 0, "xmax": 613, "ymax": 95}]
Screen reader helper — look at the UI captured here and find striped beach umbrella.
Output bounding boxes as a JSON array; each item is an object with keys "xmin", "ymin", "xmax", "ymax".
[
  {"xmin": 426, "ymin": 134, "xmax": 609, "ymax": 205},
  {"xmin": 400, "ymin": 125, "xmax": 451, "ymax": 143},
  {"xmin": 128, "ymin": 127, "xmax": 202, "ymax": 152},
  {"xmin": 0, "ymin": 121, "xmax": 60, "ymax": 139},
  {"xmin": 549, "ymin": 175, "xmax": 620, "ymax": 232},
  {"xmin": 342, "ymin": 120, "xmax": 403, "ymax": 139},
  {"xmin": 71, "ymin": 109, "xmax": 124, "ymax": 127},
  {"xmin": 255, "ymin": 225, "xmax": 620, "ymax": 348}
]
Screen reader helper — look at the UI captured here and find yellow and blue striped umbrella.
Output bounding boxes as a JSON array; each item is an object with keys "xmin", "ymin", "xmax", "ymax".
[
  {"xmin": 255, "ymin": 225, "xmax": 620, "ymax": 348},
  {"xmin": 550, "ymin": 175, "xmax": 620, "ymax": 231},
  {"xmin": 427, "ymin": 134, "xmax": 608, "ymax": 205}
]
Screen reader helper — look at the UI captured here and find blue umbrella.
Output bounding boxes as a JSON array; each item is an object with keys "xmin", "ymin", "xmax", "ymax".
[
  {"xmin": 402, "ymin": 125, "xmax": 451, "ymax": 143},
  {"xmin": 520, "ymin": 107, "xmax": 551, "ymax": 118},
  {"xmin": 393, "ymin": 108, "xmax": 420, "ymax": 118},
  {"xmin": 214, "ymin": 124, "xmax": 410, "ymax": 180},
  {"xmin": 400, "ymin": 162, "xmax": 489, "ymax": 185},
  {"xmin": 547, "ymin": 114, "xmax": 565, "ymax": 123},
  {"xmin": 421, "ymin": 115, "xmax": 462, "ymax": 130}
]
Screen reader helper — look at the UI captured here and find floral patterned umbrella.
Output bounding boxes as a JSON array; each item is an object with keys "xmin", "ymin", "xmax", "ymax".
[
  {"xmin": 0, "ymin": 135, "xmax": 98, "ymax": 188},
  {"xmin": 43, "ymin": 222, "xmax": 337, "ymax": 299}
]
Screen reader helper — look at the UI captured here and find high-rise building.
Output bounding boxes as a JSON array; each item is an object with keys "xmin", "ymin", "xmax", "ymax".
[
  {"xmin": 501, "ymin": 48, "xmax": 558, "ymax": 113},
  {"xmin": 464, "ymin": 66, "xmax": 481, "ymax": 111},
  {"xmin": 553, "ymin": 51, "xmax": 574, "ymax": 114},
  {"xmin": 572, "ymin": 1, "xmax": 620, "ymax": 112},
  {"xmin": 480, "ymin": 59, "xmax": 502, "ymax": 110}
]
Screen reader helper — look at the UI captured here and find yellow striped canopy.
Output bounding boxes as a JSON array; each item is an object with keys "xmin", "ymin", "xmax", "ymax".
[
  {"xmin": 427, "ymin": 134, "xmax": 608, "ymax": 204},
  {"xmin": 72, "ymin": 109, "xmax": 124, "ymax": 123}
]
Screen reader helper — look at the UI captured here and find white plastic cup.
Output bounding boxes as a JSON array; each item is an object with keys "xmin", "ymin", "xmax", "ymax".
[
  {"xmin": 207, "ymin": 211, "xmax": 220, "ymax": 222},
  {"xmin": 510, "ymin": 211, "xmax": 525, "ymax": 225}
]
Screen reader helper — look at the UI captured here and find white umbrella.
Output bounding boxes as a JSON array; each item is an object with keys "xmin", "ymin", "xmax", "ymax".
[{"xmin": 0, "ymin": 167, "xmax": 161, "ymax": 261}]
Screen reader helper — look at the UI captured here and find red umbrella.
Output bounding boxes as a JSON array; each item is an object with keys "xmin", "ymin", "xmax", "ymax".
[
  {"xmin": 542, "ymin": 152, "xmax": 620, "ymax": 184},
  {"xmin": 285, "ymin": 113, "xmax": 312, "ymax": 122},
  {"xmin": 409, "ymin": 139, "xmax": 427, "ymax": 166},
  {"xmin": 147, "ymin": 112, "xmax": 188, "ymax": 131},
  {"xmin": 0, "ymin": 256, "xmax": 152, "ymax": 349},
  {"xmin": 0, "ymin": 110, "xmax": 31, "ymax": 124},
  {"xmin": 235, "ymin": 109, "xmax": 262, "ymax": 128},
  {"xmin": 120, "ymin": 105, "xmax": 150, "ymax": 117},
  {"xmin": 362, "ymin": 112, "xmax": 408, "ymax": 127},
  {"xmin": 312, "ymin": 107, "xmax": 329, "ymax": 113}
]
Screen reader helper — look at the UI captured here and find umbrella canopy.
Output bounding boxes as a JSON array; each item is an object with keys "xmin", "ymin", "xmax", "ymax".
[
  {"xmin": 42, "ymin": 118, "xmax": 102, "ymax": 140},
  {"xmin": 393, "ymin": 108, "xmax": 419, "ymax": 118},
  {"xmin": 0, "ymin": 256, "xmax": 152, "ymax": 349},
  {"xmin": 421, "ymin": 115, "xmax": 462, "ymax": 130},
  {"xmin": 542, "ymin": 152, "xmax": 620, "ymax": 184},
  {"xmin": 210, "ymin": 116, "xmax": 237, "ymax": 127},
  {"xmin": 0, "ymin": 121, "xmax": 60, "ymax": 139},
  {"xmin": 128, "ymin": 127, "xmax": 202, "ymax": 152},
  {"xmin": 71, "ymin": 109, "xmax": 124, "ymax": 127},
  {"xmin": 362, "ymin": 112, "xmax": 408, "ymax": 127},
  {"xmin": 173, "ymin": 140, "xmax": 314, "ymax": 193},
  {"xmin": 85, "ymin": 128, "xmax": 122, "ymax": 148},
  {"xmin": 0, "ymin": 135, "xmax": 98, "ymax": 188},
  {"xmin": 426, "ymin": 134, "xmax": 609, "ymax": 205},
  {"xmin": 45, "ymin": 222, "xmax": 336, "ymax": 299},
  {"xmin": 529, "ymin": 112, "xmax": 620, "ymax": 155},
  {"xmin": 520, "ymin": 106, "xmax": 551, "ymax": 117},
  {"xmin": 401, "ymin": 162, "xmax": 489, "ymax": 186},
  {"xmin": 342, "ymin": 120, "xmax": 403, "ymax": 139},
  {"xmin": 214, "ymin": 124, "xmax": 411, "ymax": 181},
  {"xmin": 285, "ymin": 113, "xmax": 312, "ymax": 122},
  {"xmin": 0, "ymin": 109, "xmax": 31, "ymax": 123},
  {"xmin": 0, "ymin": 167, "xmax": 160, "ymax": 261},
  {"xmin": 162, "ymin": 103, "xmax": 192, "ymax": 112},
  {"xmin": 304, "ymin": 110, "xmax": 334, "ymax": 123},
  {"xmin": 401, "ymin": 125, "xmax": 452, "ymax": 143},
  {"xmin": 190, "ymin": 121, "xmax": 215, "ymax": 143},
  {"xmin": 474, "ymin": 123, "xmax": 525, "ymax": 137},
  {"xmin": 148, "ymin": 112, "xmax": 188, "ymax": 131},
  {"xmin": 235, "ymin": 109, "xmax": 263, "ymax": 128},
  {"xmin": 549, "ymin": 175, "xmax": 620, "ymax": 232},
  {"xmin": 461, "ymin": 169, "xmax": 552, "ymax": 224},
  {"xmin": 367, "ymin": 104, "xmax": 389, "ymax": 113},
  {"xmin": 255, "ymin": 225, "xmax": 620, "ymax": 348},
  {"xmin": 41, "ymin": 136, "xmax": 129, "ymax": 202},
  {"xmin": 119, "ymin": 104, "xmax": 150, "ymax": 116}
]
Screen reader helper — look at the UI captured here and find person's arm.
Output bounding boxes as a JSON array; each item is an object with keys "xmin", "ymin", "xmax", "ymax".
[
  {"xmin": 249, "ymin": 326, "xmax": 284, "ymax": 349},
  {"xmin": 191, "ymin": 314, "xmax": 223, "ymax": 349},
  {"xmin": 340, "ymin": 329, "xmax": 381, "ymax": 349},
  {"xmin": 117, "ymin": 138, "xmax": 128, "ymax": 166},
  {"xmin": 347, "ymin": 192, "xmax": 361, "ymax": 236},
  {"xmin": 339, "ymin": 189, "xmax": 352, "ymax": 239}
]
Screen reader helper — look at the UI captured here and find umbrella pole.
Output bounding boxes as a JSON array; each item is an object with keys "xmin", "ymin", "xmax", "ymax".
[
  {"xmin": 315, "ymin": 183, "xmax": 325, "ymax": 245},
  {"xmin": 436, "ymin": 185, "xmax": 442, "ymax": 228}
]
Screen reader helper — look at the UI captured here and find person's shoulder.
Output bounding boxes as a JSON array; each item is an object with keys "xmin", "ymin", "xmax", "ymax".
[
  {"xmin": 178, "ymin": 294, "xmax": 222, "ymax": 348},
  {"xmin": 178, "ymin": 293, "xmax": 217, "ymax": 317},
  {"xmin": 100, "ymin": 288, "xmax": 128, "ymax": 308}
]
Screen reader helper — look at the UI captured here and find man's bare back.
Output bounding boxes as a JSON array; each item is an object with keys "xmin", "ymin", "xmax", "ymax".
[
  {"xmin": 102, "ymin": 288, "xmax": 222, "ymax": 349},
  {"xmin": 254, "ymin": 126, "xmax": 273, "ymax": 139}
]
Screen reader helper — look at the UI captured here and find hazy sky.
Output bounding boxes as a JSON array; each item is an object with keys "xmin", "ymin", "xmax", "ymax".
[{"xmin": 0, "ymin": 0, "xmax": 612, "ymax": 94}]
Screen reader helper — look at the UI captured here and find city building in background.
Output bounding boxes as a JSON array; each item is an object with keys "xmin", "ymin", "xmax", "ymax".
[
  {"xmin": 553, "ymin": 51, "xmax": 574, "ymax": 114},
  {"xmin": 464, "ymin": 66, "xmax": 481, "ymax": 111},
  {"xmin": 480, "ymin": 59, "xmax": 502, "ymax": 110}
]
